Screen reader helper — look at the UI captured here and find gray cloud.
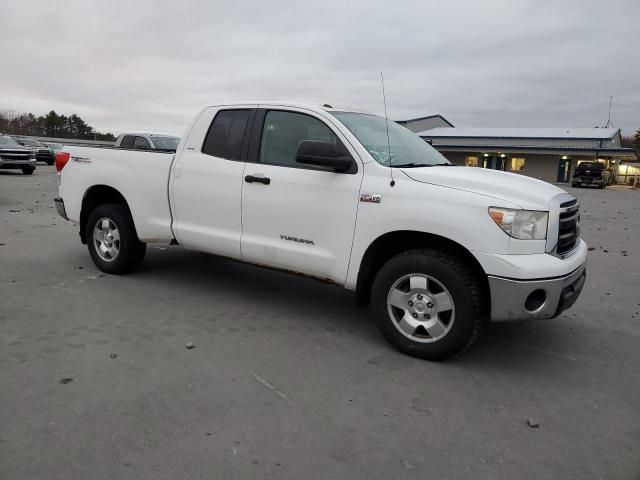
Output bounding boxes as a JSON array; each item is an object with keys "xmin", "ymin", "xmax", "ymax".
[{"xmin": 1, "ymin": 0, "xmax": 638, "ymax": 136}]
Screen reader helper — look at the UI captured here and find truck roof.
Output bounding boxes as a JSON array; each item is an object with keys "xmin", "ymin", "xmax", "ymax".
[
  {"xmin": 116, "ymin": 133, "xmax": 179, "ymax": 138},
  {"xmin": 203, "ymin": 101, "xmax": 375, "ymax": 116}
]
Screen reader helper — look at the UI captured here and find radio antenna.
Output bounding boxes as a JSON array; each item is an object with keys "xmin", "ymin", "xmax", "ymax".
[
  {"xmin": 381, "ymin": 71, "xmax": 395, "ymax": 187},
  {"xmin": 604, "ymin": 96, "xmax": 614, "ymax": 128}
]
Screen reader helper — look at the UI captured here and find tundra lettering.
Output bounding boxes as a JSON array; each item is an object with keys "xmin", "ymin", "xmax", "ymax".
[{"xmin": 280, "ymin": 235, "xmax": 315, "ymax": 245}]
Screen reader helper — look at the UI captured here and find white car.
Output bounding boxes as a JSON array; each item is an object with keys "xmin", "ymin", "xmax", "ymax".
[{"xmin": 54, "ymin": 102, "xmax": 587, "ymax": 360}]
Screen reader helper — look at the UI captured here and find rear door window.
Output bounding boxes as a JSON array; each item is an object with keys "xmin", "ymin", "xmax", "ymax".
[{"xmin": 202, "ymin": 110, "xmax": 251, "ymax": 161}]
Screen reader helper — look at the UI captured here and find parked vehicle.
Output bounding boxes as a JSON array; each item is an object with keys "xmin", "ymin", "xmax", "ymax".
[
  {"xmin": 572, "ymin": 161, "xmax": 607, "ymax": 189},
  {"xmin": 42, "ymin": 142, "xmax": 64, "ymax": 153},
  {"xmin": 11, "ymin": 136, "xmax": 55, "ymax": 165},
  {"xmin": 114, "ymin": 133, "xmax": 180, "ymax": 151},
  {"xmin": 54, "ymin": 102, "xmax": 587, "ymax": 360},
  {"xmin": 0, "ymin": 134, "xmax": 37, "ymax": 174}
]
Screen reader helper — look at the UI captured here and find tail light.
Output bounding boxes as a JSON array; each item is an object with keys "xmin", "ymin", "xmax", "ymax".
[{"xmin": 55, "ymin": 151, "xmax": 70, "ymax": 172}]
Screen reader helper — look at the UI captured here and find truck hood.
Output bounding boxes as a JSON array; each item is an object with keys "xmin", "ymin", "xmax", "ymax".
[{"xmin": 400, "ymin": 166, "xmax": 567, "ymax": 210}]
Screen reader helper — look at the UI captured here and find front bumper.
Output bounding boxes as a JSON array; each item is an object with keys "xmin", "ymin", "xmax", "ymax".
[
  {"xmin": 572, "ymin": 177, "xmax": 604, "ymax": 186},
  {"xmin": 488, "ymin": 261, "xmax": 586, "ymax": 321},
  {"xmin": 54, "ymin": 197, "xmax": 68, "ymax": 220}
]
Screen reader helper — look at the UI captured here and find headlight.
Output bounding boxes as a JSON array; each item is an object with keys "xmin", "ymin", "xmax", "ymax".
[{"xmin": 489, "ymin": 207, "xmax": 548, "ymax": 240}]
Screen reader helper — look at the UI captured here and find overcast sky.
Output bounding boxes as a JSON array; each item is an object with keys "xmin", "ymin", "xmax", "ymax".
[{"xmin": 1, "ymin": 0, "xmax": 638, "ymax": 136}]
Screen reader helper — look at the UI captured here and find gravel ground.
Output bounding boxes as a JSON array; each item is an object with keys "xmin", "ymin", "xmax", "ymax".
[{"xmin": 1, "ymin": 166, "xmax": 639, "ymax": 479}]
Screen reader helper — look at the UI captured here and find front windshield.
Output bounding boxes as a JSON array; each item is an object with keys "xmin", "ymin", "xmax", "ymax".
[
  {"xmin": 0, "ymin": 136, "xmax": 20, "ymax": 147},
  {"xmin": 331, "ymin": 112, "xmax": 450, "ymax": 167},
  {"xmin": 151, "ymin": 136, "xmax": 179, "ymax": 150}
]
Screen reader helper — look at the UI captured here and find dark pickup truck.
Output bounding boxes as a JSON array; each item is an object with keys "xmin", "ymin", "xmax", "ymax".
[
  {"xmin": 12, "ymin": 136, "xmax": 56, "ymax": 165},
  {"xmin": 572, "ymin": 162, "xmax": 607, "ymax": 189},
  {"xmin": 0, "ymin": 134, "xmax": 37, "ymax": 174}
]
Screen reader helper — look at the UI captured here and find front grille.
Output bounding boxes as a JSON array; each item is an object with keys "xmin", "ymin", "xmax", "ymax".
[
  {"xmin": 0, "ymin": 150, "xmax": 31, "ymax": 161},
  {"xmin": 556, "ymin": 199, "xmax": 580, "ymax": 256}
]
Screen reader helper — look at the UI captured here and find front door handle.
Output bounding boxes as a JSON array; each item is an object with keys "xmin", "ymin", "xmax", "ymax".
[{"xmin": 245, "ymin": 175, "xmax": 271, "ymax": 185}]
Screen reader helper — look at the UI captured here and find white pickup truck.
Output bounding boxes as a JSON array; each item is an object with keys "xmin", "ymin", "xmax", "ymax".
[{"xmin": 54, "ymin": 102, "xmax": 587, "ymax": 360}]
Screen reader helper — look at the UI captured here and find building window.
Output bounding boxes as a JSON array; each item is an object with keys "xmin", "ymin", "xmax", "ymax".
[
  {"xmin": 465, "ymin": 156, "xmax": 479, "ymax": 167},
  {"xmin": 510, "ymin": 157, "xmax": 525, "ymax": 171}
]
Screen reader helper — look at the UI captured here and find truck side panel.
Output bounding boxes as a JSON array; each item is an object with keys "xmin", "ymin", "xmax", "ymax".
[
  {"xmin": 344, "ymin": 163, "xmax": 515, "ymax": 290},
  {"xmin": 58, "ymin": 146, "xmax": 175, "ymax": 243}
]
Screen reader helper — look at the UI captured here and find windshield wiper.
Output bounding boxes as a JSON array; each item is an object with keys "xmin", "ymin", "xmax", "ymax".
[
  {"xmin": 393, "ymin": 162, "xmax": 455, "ymax": 168},
  {"xmin": 392, "ymin": 163, "xmax": 432, "ymax": 168}
]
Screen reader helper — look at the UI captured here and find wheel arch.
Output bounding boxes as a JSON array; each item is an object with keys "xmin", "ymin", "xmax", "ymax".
[
  {"xmin": 80, "ymin": 185, "xmax": 134, "ymax": 244},
  {"xmin": 355, "ymin": 230, "xmax": 490, "ymax": 309}
]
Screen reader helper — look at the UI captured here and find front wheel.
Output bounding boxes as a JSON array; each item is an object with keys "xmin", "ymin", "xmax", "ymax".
[
  {"xmin": 371, "ymin": 249, "xmax": 486, "ymax": 360},
  {"xmin": 22, "ymin": 166, "xmax": 35, "ymax": 175},
  {"xmin": 86, "ymin": 203, "xmax": 146, "ymax": 274}
]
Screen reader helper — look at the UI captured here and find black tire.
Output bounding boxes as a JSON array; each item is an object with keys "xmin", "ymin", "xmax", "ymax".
[
  {"xmin": 46, "ymin": 160, "xmax": 54, "ymax": 166},
  {"xmin": 86, "ymin": 203, "xmax": 146, "ymax": 274},
  {"xmin": 21, "ymin": 166, "xmax": 35, "ymax": 175},
  {"xmin": 371, "ymin": 249, "xmax": 486, "ymax": 360}
]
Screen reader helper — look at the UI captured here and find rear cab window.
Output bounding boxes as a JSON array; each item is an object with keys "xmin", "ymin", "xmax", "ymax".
[
  {"xmin": 119, "ymin": 136, "xmax": 135, "ymax": 148},
  {"xmin": 133, "ymin": 136, "xmax": 151, "ymax": 149},
  {"xmin": 202, "ymin": 110, "xmax": 252, "ymax": 161}
]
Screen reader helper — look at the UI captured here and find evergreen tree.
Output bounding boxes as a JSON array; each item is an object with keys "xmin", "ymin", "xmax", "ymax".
[{"xmin": 0, "ymin": 109, "xmax": 115, "ymax": 140}]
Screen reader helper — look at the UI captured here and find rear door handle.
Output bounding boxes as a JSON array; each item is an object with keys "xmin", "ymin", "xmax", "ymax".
[{"xmin": 244, "ymin": 175, "xmax": 271, "ymax": 185}]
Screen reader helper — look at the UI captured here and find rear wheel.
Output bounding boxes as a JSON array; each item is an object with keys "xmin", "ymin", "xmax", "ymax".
[
  {"xmin": 21, "ymin": 166, "xmax": 35, "ymax": 175},
  {"xmin": 371, "ymin": 249, "xmax": 486, "ymax": 360},
  {"xmin": 86, "ymin": 203, "xmax": 146, "ymax": 274}
]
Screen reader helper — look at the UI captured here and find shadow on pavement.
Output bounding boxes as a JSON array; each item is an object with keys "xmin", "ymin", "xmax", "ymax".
[{"xmin": 98, "ymin": 246, "xmax": 582, "ymax": 370}]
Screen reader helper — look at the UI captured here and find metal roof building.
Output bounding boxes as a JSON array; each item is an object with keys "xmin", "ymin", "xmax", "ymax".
[
  {"xmin": 416, "ymin": 126, "xmax": 637, "ymax": 185},
  {"xmin": 396, "ymin": 114, "xmax": 454, "ymax": 132}
]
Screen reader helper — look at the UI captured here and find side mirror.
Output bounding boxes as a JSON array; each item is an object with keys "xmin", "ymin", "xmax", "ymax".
[{"xmin": 296, "ymin": 140, "xmax": 353, "ymax": 173}]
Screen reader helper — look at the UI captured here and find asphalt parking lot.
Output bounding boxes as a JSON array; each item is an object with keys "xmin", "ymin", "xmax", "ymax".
[{"xmin": 1, "ymin": 166, "xmax": 639, "ymax": 479}]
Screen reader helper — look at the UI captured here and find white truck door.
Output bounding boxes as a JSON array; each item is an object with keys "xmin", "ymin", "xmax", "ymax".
[
  {"xmin": 240, "ymin": 108, "xmax": 363, "ymax": 284},
  {"xmin": 170, "ymin": 107, "xmax": 256, "ymax": 259}
]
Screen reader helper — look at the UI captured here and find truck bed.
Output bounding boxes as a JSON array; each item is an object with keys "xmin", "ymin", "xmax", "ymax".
[{"xmin": 58, "ymin": 145, "xmax": 176, "ymax": 243}]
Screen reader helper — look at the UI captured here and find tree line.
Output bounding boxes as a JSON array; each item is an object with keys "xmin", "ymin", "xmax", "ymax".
[
  {"xmin": 0, "ymin": 110, "xmax": 115, "ymax": 141},
  {"xmin": 610, "ymin": 132, "xmax": 639, "ymax": 159}
]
